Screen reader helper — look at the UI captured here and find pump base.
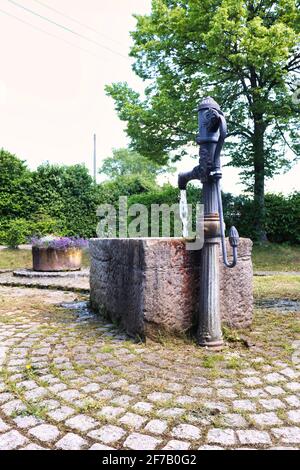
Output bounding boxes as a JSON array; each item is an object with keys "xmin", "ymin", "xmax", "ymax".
[{"xmin": 197, "ymin": 339, "xmax": 224, "ymax": 351}]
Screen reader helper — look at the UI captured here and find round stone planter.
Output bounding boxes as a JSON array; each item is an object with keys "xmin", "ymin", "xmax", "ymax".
[{"xmin": 32, "ymin": 246, "xmax": 82, "ymax": 272}]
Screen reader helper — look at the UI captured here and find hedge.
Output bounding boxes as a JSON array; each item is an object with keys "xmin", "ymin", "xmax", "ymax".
[
  {"xmin": 127, "ymin": 186, "xmax": 300, "ymax": 244},
  {"xmin": 1, "ymin": 150, "xmax": 299, "ymax": 245}
]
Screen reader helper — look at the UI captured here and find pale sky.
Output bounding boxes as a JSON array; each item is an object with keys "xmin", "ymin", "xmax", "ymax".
[{"xmin": 0, "ymin": 0, "xmax": 299, "ymax": 195}]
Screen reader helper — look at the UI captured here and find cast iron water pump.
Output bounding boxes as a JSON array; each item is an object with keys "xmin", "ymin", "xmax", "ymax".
[{"xmin": 178, "ymin": 96, "xmax": 239, "ymax": 348}]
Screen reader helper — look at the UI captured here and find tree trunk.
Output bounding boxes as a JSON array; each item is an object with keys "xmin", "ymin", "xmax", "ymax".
[{"xmin": 253, "ymin": 118, "xmax": 268, "ymax": 242}]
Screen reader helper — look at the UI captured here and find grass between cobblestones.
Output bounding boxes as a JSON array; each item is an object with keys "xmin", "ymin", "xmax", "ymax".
[{"xmin": 0, "ymin": 280, "xmax": 299, "ymax": 450}]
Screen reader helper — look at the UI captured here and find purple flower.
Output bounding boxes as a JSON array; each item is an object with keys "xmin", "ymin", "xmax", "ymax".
[{"xmin": 30, "ymin": 236, "xmax": 88, "ymax": 250}]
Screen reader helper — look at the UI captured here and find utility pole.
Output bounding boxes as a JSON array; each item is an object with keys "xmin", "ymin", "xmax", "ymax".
[{"xmin": 93, "ymin": 133, "xmax": 97, "ymax": 183}]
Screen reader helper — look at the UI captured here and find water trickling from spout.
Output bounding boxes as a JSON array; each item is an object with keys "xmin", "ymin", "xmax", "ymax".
[{"xmin": 179, "ymin": 190, "xmax": 189, "ymax": 238}]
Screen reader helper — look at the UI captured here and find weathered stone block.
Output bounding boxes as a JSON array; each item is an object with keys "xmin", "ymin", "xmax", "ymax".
[{"xmin": 89, "ymin": 238, "xmax": 253, "ymax": 339}]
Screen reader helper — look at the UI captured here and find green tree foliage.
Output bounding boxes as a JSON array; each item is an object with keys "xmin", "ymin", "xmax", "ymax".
[
  {"xmin": 263, "ymin": 192, "xmax": 300, "ymax": 243},
  {"xmin": 127, "ymin": 185, "xmax": 300, "ymax": 243},
  {"xmin": 0, "ymin": 149, "xmax": 33, "ymax": 219},
  {"xmin": 128, "ymin": 184, "xmax": 201, "ymax": 236},
  {"xmin": 97, "ymin": 175, "xmax": 158, "ymax": 207},
  {"xmin": 128, "ymin": 184, "xmax": 201, "ymax": 209},
  {"xmin": 5, "ymin": 219, "xmax": 30, "ymax": 249},
  {"xmin": 0, "ymin": 154, "xmax": 101, "ymax": 243},
  {"xmin": 0, "ymin": 150, "xmax": 160, "ymax": 244},
  {"xmin": 106, "ymin": 0, "xmax": 300, "ymax": 240},
  {"xmin": 0, "ymin": 149, "xmax": 299, "ymax": 245},
  {"xmin": 99, "ymin": 147, "xmax": 174, "ymax": 181},
  {"xmin": 31, "ymin": 163, "xmax": 100, "ymax": 238}
]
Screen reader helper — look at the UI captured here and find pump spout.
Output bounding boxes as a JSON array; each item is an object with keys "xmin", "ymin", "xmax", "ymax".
[{"xmin": 178, "ymin": 165, "xmax": 202, "ymax": 190}]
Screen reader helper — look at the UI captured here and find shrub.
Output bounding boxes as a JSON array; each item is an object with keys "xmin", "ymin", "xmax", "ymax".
[
  {"xmin": 128, "ymin": 188, "xmax": 300, "ymax": 244},
  {"xmin": 1, "ymin": 150, "xmax": 299, "ymax": 244},
  {"xmin": 127, "ymin": 184, "xmax": 201, "ymax": 236},
  {"xmin": 5, "ymin": 218, "xmax": 30, "ymax": 248},
  {"xmin": 97, "ymin": 175, "xmax": 157, "ymax": 206},
  {"xmin": 29, "ymin": 213, "xmax": 63, "ymax": 238},
  {"xmin": 265, "ymin": 192, "xmax": 300, "ymax": 244},
  {"xmin": 226, "ymin": 192, "xmax": 300, "ymax": 244}
]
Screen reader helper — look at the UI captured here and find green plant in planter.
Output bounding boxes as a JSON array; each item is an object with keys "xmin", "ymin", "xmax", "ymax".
[{"xmin": 30, "ymin": 235, "xmax": 88, "ymax": 250}]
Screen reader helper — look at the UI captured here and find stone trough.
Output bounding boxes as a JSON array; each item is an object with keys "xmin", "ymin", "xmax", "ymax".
[{"xmin": 89, "ymin": 238, "xmax": 253, "ymax": 340}]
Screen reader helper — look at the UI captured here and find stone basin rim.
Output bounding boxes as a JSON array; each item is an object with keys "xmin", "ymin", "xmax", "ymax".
[
  {"xmin": 90, "ymin": 237, "xmax": 251, "ymax": 242},
  {"xmin": 13, "ymin": 268, "xmax": 89, "ymax": 278}
]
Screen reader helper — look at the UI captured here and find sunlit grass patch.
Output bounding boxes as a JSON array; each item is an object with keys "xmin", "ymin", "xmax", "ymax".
[
  {"xmin": 254, "ymin": 275, "xmax": 300, "ymax": 300},
  {"xmin": 252, "ymin": 243, "xmax": 300, "ymax": 272}
]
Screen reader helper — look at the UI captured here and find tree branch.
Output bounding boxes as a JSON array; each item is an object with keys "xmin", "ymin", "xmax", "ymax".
[{"xmin": 275, "ymin": 120, "xmax": 300, "ymax": 157}]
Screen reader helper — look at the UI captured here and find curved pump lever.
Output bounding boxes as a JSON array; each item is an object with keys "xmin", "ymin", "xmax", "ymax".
[
  {"xmin": 213, "ymin": 113, "xmax": 227, "ymax": 173},
  {"xmin": 216, "ymin": 179, "xmax": 239, "ymax": 268}
]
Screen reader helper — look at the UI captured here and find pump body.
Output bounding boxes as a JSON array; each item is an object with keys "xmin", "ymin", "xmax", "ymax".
[{"xmin": 178, "ymin": 97, "xmax": 239, "ymax": 348}]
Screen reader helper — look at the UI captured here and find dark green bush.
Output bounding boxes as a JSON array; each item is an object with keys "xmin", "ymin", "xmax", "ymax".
[
  {"xmin": 1, "ymin": 215, "xmax": 63, "ymax": 247},
  {"xmin": 5, "ymin": 219, "xmax": 30, "ymax": 248},
  {"xmin": 128, "ymin": 187, "xmax": 300, "ymax": 244},
  {"xmin": 97, "ymin": 175, "xmax": 157, "ymax": 206},
  {"xmin": 127, "ymin": 184, "xmax": 201, "ymax": 236},
  {"xmin": 29, "ymin": 213, "xmax": 63, "ymax": 238},
  {"xmin": 0, "ymin": 149, "xmax": 34, "ymax": 220},
  {"xmin": 225, "ymin": 192, "xmax": 300, "ymax": 243},
  {"xmin": 30, "ymin": 163, "xmax": 100, "ymax": 238},
  {"xmin": 265, "ymin": 193, "xmax": 300, "ymax": 244},
  {"xmin": 0, "ymin": 149, "xmax": 299, "ymax": 244}
]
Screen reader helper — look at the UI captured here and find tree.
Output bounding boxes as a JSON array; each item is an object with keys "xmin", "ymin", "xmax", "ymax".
[
  {"xmin": 106, "ymin": 0, "xmax": 300, "ymax": 241},
  {"xmin": 99, "ymin": 147, "xmax": 174, "ymax": 181},
  {"xmin": 97, "ymin": 174, "xmax": 157, "ymax": 207}
]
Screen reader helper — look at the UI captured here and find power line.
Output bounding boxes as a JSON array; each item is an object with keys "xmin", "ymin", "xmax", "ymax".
[
  {"xmin": 6, "ymin": 0, "xmax": 128, "ymax": 59},
  {"xmin": 0, "ymin": 7, "xmax": 109, "ymax": 62},
  {"xmin": 31, "ymin": 0, "xmax": 124, "ymax": 47}
]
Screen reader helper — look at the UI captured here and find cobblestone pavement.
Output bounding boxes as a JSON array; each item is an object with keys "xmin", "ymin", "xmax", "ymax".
[{"xmin": 0, "ymin": 286, "xmax": 299, "ymax": 450}]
